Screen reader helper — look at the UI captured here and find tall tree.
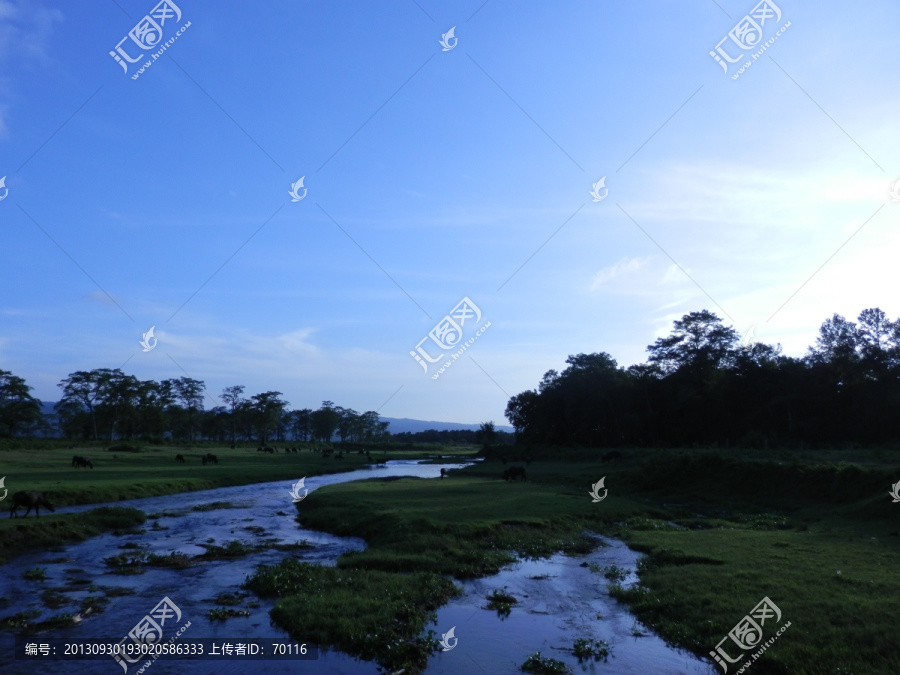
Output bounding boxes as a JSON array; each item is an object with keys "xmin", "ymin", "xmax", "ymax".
[
  {"xmin": 310, "ymin": 401, "xmax": 341, "ymax": 443},
  {"xmin": 56, "ymin": 369, "xmax": 121, "ymax": 440},
  {"xmin": 170, "ymin": 377, "xmax": 206, "ymax": 442},
  {"xmin": 251, "ymin": 391, "xmax": 289, "ymax": 444},
  {"xmin": 220, "ymin": 385, "xmax": 246, "ymax": 446},
  {"xmin": 0, "ymin": 370, "xmax": 42, "ymax": 437}
]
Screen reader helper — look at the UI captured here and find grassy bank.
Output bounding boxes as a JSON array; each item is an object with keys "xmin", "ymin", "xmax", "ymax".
[
  {"xmin": 0, "ymin": 506, "xmax": 146, "ymax": 565},
  {"xmin": 0, "ymin": 442, "xmax": 476, "ymax": 507},
  {"xmin": 255, "ymin": 447, "xmax": 900, "ymax": 674},
  {"xmin": 0, "ymin": 442, "xmax": 472, "ymax": 563}
]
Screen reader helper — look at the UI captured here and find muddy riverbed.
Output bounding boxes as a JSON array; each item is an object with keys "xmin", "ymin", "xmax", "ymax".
[{"xmin": 0, "ymin": 460, "xmax": 712, "ymax": 674}]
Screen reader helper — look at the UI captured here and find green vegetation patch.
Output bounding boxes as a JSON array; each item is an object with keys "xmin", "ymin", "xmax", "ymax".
[
  {"xmin": 244, "ymin": 559, "xmax": 459, "ymax": 674},
  {"xmin": 0, "ymin": 506, "xmax": 146, "ymax": 566},
  {"xmin": 521, "ymin": 651, "xmax": 569, "ymax": 673}
]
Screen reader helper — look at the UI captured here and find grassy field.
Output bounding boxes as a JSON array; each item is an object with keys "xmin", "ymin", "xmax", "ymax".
[
  {"xmin": 2, "ymin": 442, "xmax": 899, "ymax": 674},
  {"xmin": 265, "ymin": 446, "xmax": 900, "ymax": 674},
  {"xmin": 0, "ymin": 441, "xmax": 476, "ymax": 564}
]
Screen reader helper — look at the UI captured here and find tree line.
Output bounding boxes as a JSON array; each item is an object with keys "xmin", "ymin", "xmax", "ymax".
[
  {"xmin": 505, "ymin": 308, "xmax": 900, "ymax": 449},
  {"xmin": 0, "ymin": 371, "xmax": 388, "ymax": 444}
]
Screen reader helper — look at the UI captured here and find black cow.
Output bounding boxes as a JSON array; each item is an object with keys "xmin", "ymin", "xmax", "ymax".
[
  {"xmin": 72, "ymin": 456, "xmax": 93, "ymax": 469},
  {"xmin": 503, "ymin": 466, "xmax": 527, "ymax": 482},
  {"xmin": 601, "ymin": 451, "xmax": 623, "ymax": 463},
  {"xmin": 9, "ymin": 491, "xmax": 56, "ymax": 518},
  {"xmin": 201, "ymin": 453, "xmax": 218, "ymax": 465},
  {"xmin": 175, "ymin": 454, "xmax": 185, "ymax": 463}
]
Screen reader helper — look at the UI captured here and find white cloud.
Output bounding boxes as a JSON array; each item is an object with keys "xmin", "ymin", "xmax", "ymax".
[{"xmin": 590, "ymin": 256, "xmax": 649, "ymax": 289}]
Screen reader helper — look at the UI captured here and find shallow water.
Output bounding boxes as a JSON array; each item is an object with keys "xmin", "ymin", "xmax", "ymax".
[{"xmin": 0, "ymin": 460, "xmax": 713, "ymax": 674}]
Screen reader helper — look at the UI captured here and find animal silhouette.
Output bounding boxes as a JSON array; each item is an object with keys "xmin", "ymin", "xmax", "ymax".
[{"xmin": 9, "ymin": 491, "xmax": 56, "ymax": 518}]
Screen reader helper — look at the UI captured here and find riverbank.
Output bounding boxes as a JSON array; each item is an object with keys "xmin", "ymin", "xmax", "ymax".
[
  {"xmin": 0, "ymin": 443, "xmax": 477, "ymax": 564},
  {"xmin": 269, "ymin": 447, "xmax": 900, "ymax": 674}
]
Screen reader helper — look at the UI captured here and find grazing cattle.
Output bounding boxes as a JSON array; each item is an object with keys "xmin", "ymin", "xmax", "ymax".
[
  {"xmin": 175, "ymin": 454, "xmax": 185, "ymax": 463},
  {"xmin": 440, "ymin": 468, "xmax": 447, "ymax": 480},
  {"xmin": 292, "ymin": 448, "xmax": 298, "ymax": 454},
  {"xmin": 502, "ymin": 466, "xmax": 527, "ymax": 482},
  {"xmin": 9, "ymin": 491, "xmax": 55, "ymax": 518},
  {"xmin": 202, "ymin": 453, "xmax": 218, "ymax": 465},
  {"xmin": 72, "ymin": 456, "xmax": 93, "ymax": 469},
  {"xmin": 257, "ymin": 447, "xmax": 264, "ymax": 453},
  {"xmin": 601, "ymin": 451, "xmax": 623, "ymax": 463},
  {"xmin": 264, "ymin": 447, "xmax": 275, "ymax": 454}
]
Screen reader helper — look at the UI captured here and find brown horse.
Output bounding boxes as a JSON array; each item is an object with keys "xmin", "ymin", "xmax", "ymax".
[{"xmin": 9, "ymin": 491, "xmax": 56, "ymax": 518}]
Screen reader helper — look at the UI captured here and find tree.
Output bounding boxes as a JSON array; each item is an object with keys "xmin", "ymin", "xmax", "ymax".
[
  {"xmin": 170, "ymin": 377, "xmax": 206, "ymax": 442},
  {"xmin": 646, "ymin": 310, "xmax": 739, "ymax": 375},
  {"xmin": 220, "ymin": 385, "xmax": 246, "ymax": 446},
  {"xmin": 56, "ymin": 369, "xmax": 122, "ymax": 440},
  {"xmin": 250, "ymin": 391, "xmax": 289, "ymax": 444},
  {"xmin": 310, "ymin": 401, "xmax": 341, "ymax": 443},
  {"xmin": 475, "ymin": 421, "xmax": 497, "ymax": 446},
  {"xmin": 0, "ymin": 370, "xmax": 42, "ymax": 437}
]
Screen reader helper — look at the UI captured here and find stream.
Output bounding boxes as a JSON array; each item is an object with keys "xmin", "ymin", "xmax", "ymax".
[{"xmin": 0, "ymin": 460, "xmax": 713, "ymax": 674}]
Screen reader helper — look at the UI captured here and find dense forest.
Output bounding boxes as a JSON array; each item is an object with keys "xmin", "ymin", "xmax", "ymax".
[
  {"xmin": 2, "ymin": 307, "xmax": 898, "ymax": 448},
  {"xmin": 505, "ymin": 308, "xmax": 900, "ymax": 449},
  {"xmin": 0, "ymin": 371, "xmax": 387, "ymax": 445}
]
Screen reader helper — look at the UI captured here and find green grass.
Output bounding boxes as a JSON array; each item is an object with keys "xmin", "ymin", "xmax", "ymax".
[
  {"xmin": 3, "ymin": 441, "xmax": 899, "ymax": 673},
  {"xmin": 0, "ymin": 506, "xmax": 146, "ymax": 566},
  {"xmin": 244, "ymin": 558, "xmax": 459, "ymax": 673},
  {"xmin": 273, "ymin": 447, "xmax": 900, "ymax": 675},
  {"xmin": 0, "ymin": 442, "xmax": 452, "ymax": 564}
]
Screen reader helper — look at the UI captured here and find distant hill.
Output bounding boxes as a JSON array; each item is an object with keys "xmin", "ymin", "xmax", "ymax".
[{"xmin": 380, "ymin": 417, "xmax": 513, "ymax": 434}]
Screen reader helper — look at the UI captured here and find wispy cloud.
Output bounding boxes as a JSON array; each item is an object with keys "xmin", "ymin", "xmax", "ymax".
[{"xmin": 591, "ymin": 256, "xmax": 650, "ymax": 289}]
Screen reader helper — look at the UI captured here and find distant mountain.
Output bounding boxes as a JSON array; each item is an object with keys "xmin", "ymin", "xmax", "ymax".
[{"xmin": 380, "ymin": 417, "xmax": 513, "ymax": 434}]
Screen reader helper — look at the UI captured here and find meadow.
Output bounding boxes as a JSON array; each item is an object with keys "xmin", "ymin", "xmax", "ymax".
[{"xmin": 2, "ymin": 441, "xmax": 899, "ymax": 674}]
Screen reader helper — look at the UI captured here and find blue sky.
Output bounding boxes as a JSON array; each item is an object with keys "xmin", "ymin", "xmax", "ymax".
[{"xmin": 1, "ymin": 0, "xmax": 898, "ymax": 425}]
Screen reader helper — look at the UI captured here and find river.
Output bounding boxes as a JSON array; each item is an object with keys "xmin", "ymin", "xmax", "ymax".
[{"xmin": 0, "ymin": 459, "xmax": 712, "ymax": 674}]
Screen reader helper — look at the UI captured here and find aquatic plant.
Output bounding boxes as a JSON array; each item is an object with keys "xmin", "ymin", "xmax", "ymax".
[
  {"xmin": 23, "ymin": 567, "xmax": 47, "ymax": 581},
  {"xmin": 572, "ymin": 637, "xmax": 610, "ymax": 661},
  {"xmin": 521, "ymin": 651, "xmax": 569, "ymax": 673}
]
